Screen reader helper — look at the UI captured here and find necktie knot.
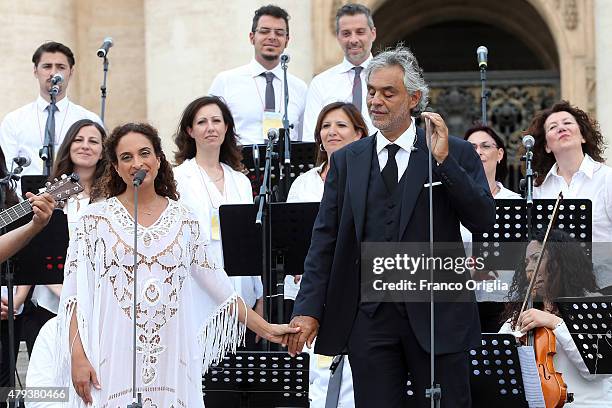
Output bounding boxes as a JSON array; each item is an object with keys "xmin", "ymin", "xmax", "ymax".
[
  {"xmin": 386, "ymin": 144, "xmax": 400, "ymax": 158},
  {"xmin": 46, "ymin": 104, "xmax": 58, "ymax": 114},
  {"xmin": 263, "ymin": 71, "xmax": 274, "ymax": 83},
  {"xmin": 353, "ymin": 66, "xmax": 363, "ymax": 75}
]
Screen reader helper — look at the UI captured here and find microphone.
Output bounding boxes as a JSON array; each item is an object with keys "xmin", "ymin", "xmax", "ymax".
[
  {"xmin": 267, "ymin": 128, "xmax": 279, "ymax": 142},
  {"xmin": 132, "ymin": 169, "xmax": 147, "ymax": 186},
  {"xmin": 280, "ymin": 52, "xmax": 290, "ymax": 64},
  {"xmin": 477, "ymin": 46, "xmax": 488, "ymax": 69},
  {"xmin": 522, "ymin": 135, "xmax": 535, "ymax": 150},
  {"xmin": 50, "ymin": 73, "xmax": 64, "ymax": 85},
  {"xmin": 97, "ymin": 37, "xmax": 114, "ymax": 58},
  {"xmin": 13, "ymin": 155, "xmax": 31, "ymax": 167}
]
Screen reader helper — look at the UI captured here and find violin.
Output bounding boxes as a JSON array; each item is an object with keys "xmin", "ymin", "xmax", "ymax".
[{"xmin": 518, "ymin": 192, "xmax": 572, "ymax": 407}]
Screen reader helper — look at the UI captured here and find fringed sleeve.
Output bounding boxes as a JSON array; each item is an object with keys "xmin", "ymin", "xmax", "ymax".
[{"xmin": 189, "ymin": 219, "xmax": 246, "ymax": 372}]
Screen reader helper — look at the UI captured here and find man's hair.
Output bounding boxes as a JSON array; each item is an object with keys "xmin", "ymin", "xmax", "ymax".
[
  {"xmin": 365, "ymin": 45, "xmax": 429, "ymax": 115},
  {"xmin": 32, "ymin": 41, "xmax": 76, "ymax": 67},
  {"xmin": 335, "ymin": 3, "xmax": 374, "ymax": 34},
  {"xmin": 251, "ymin": 4, "xmax": 290, "ymax": 35}
]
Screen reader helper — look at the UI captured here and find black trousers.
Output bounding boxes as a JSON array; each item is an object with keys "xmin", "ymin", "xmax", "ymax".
[{"xmin": 348, "ymin": 303, "xmax": 472, "ymax": 408}]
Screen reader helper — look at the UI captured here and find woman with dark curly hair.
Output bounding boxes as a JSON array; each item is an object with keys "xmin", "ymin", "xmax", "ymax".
[
  {"xmin": 527, "ymin": 101, "xmax": 612, "ymax": 290},
  {"xmin": 57, "ymin": 122, "xmax": 297, "ymax": 407},
  {"xmin": 500, "ymin": 229, "xmax": 611, "ymax": 407},
  {"xmin": 173, "ymin": 96, "xmax": 266, "ymax": 350}
]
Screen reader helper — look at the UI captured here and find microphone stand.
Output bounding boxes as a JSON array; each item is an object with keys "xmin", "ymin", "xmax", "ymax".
[
  {"xmin": 280, "ymin": 56, "xmax": 291, "ymax": 201},
  {"xmin": 127, "ymin": 177, "xmax": 143, "ymax": 408},
  {"xmin": 99, "ymin": 56, "xmax": 109, "ymax": 125},
  {"xmin": 423, "ymin": 117, "xmax": 442, "ymax": 408},
  {"xmin": 40, "ymin": 89, "xmax": 58, "ymax": 177},
  {"xmin": 479, "ymin": 65, "xmax": 489, "ymax": 125},
  {"xmin": 254, "ymin": 135, "xmax": 281, "ymax": 348},
  {"xmin": 520, "ymin": 144, "xmax": 535, "ymax": 240},
  {"xmin": 0, "ymin": 165, "xmax": 24, "ymax": 408}
]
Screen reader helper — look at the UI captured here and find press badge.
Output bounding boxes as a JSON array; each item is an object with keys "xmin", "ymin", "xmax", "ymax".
[
  {"xmin": 211, "ymin": 208, "xmax": 221, "ymax": 241},
  {"xmin": 317, "ymin": 354, "xmax": 333, "ymax": 368},
  {"xmin": 262, "ymin": 111, "xmax": 283, "ymax": 140}
]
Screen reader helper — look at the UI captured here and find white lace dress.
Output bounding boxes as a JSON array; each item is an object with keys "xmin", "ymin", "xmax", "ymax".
[{"xmin": 57, "ymin": 197, "xmax": 245, "ymax": 408}]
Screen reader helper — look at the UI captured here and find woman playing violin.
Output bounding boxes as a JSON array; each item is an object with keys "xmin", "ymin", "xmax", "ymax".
[{"xmin": 500, "ymin": 229, "xmax": 612, "ymax": 407}]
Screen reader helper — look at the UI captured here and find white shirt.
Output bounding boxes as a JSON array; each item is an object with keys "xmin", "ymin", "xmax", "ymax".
[
  {"xmin": 303, "ymin": 56, "xmax": 377, "ymax": 140},
  {"xmin": 174, "ymin": 159, "xmax": 263, "ymax": 307},
  {"xmin": 375, "ymin": 121, "xmax": 417, "ymax": 180},
  {"xmin": 208, "ymin": 59, "xmax": 307, "ymax": 145},
  {"xmin": 26, "ymin": 317, "xmax": 60, "ymax": 408},
  {"xmin": 534, "ymin": 154, "xmax": 612, "ymax": 287},
  {"xmin": 1, "ymin": 286, "xmax": 24, "ymax": 315},
  {"xmin": 306, "ymin": 341, "xmax": 355, "ymax": 408},
  {"xmin": 0, "ymin": 96, "xmax": 102, "ymax": 183}
]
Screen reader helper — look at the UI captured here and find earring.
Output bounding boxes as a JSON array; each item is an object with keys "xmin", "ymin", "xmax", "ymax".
[{"xmin": 319, "ymin": 144, "xmax": 326, "ymax": 152}]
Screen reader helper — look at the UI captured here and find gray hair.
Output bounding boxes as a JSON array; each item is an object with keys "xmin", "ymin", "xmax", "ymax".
[
  {"xmin": 335, "ymin": 3, "xmax": 375, "ymax": 34},
  {"xmin": 365, "ymin": 45, "xmax": 429, "ymax": 115}
]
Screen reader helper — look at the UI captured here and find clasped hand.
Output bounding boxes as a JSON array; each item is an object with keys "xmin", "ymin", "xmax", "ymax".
[{"xmin": 283, "ymin": 315, "xmax": 319, "ymax": 357}]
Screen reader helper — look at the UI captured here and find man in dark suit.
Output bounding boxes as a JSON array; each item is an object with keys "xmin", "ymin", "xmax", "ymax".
[{"xmin": 286, "ymin": 46, "xmax": 495, "ymax": 407}]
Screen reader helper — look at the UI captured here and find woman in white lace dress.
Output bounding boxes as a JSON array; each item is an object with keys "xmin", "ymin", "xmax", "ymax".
[{"xmin": 58, "ymin": 123, "xmax": 298, "ymax": 407}]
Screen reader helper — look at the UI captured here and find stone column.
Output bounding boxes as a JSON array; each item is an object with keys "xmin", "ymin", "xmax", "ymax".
[
  {"xmin": 0, "ymin": 1, "xmax": 76, "ymax": 119},
  {"xmin": 595, "ymin": 0, "xmax": 612, "ymax": 162},
  {"xmin": 74, "ymin": 0, "xmax": 147, "ymax": 130},
  {"xmin": 144, "ymin": 0, "xmax": 313, "ymax": 158}
]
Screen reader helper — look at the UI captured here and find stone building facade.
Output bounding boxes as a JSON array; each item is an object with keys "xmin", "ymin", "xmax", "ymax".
[{"xmin": 0, "ymin": 0, "xmax": 610, "ymax": 161}]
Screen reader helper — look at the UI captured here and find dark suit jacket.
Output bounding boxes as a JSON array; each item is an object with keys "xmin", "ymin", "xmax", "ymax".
[{"xmin": 293, "ymin": 128, "xmax": 496, "ymax": 356}]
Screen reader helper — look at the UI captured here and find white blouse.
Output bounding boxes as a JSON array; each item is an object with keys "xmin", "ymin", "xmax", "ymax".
[
  {"xmin": 174, "ymin": 159, "xmax": 263, "ymax": 308},
  {"xmin": 534, "ymin": 154, "xmax": 612, "ymax": 288}
]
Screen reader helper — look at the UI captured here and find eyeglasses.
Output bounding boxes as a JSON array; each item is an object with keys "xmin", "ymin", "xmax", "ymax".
[
  {"xmin": 470, "ymin": 142, "xmax": 498, "ymax": 151},
  {"xmin": 254, "ymin": 28, "xmax": 288, "ymax": 37}
]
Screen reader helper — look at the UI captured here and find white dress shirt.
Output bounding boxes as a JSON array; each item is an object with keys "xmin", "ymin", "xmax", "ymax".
[
  {"xmin": 174, "ymin": 159, "xmax": 263, "ymax": 307},
  {"xmin": 375, "ymin": 120, "xmax": 416, "ymax": 180},
  {"xmin": 534, "ymin": 154, "xmax": 612, "ymax": 288},
  {"xmin": 208, "ymin": 59, "xmax": 307, "ymax": 145},
  {"xmin": 303, "ymin": 56, "xmax": 377, "ymax": 140},
  {"xmin": 0, "ymin": 95, "xmax": 102, "ymax": 182},
  {"xmin": 307, "ymin": 341, "xmax": 355, "ymax": 408}
]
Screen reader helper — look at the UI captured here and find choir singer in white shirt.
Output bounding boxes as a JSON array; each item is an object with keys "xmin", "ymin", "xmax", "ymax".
[
  {"xmin": 173, "ymin": 96, "xmax": 264, "ymax": 349},
  {"xmin": 527, "ymin": 100, "xmax": 612, "ymax": 292}
]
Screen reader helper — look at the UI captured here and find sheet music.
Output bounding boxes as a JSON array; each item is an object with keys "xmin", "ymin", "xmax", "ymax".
[{"xmin": 517, "ymin": 346, "xmax": 546, "ymax": 408}]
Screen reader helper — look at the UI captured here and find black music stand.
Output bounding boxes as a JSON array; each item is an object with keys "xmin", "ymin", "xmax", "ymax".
[
  {"xmin": 219, "ymin": 202, "xmax": 320, "ymax": 278},
  {"xmin": 9, "ymin": 209, "xmax": 68, "ymax": 285},
  {"xmin": 473, "ymin": 199, "xmax": 592, "ymax": 270},
  {"xmin": 469, "ymin": 334, "xmax": 529, "ymax": 408},
  {"xmin": 556, "ymin": 295, "xmax": 612, "ymax": 374},
  {"xmin": 241, "ymin": 142, "xmax": 316, "ymax": 197},
  {"xmin": 203, "ymin": 351, "xmax": 310, "ymax": 408}
]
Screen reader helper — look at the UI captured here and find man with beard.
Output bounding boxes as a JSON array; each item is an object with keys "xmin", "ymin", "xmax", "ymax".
[
  {"xmin": 303, "ymin": 3, "xmax": 378, "ymax": 140},
  {"xmin": 287, "ymin": 46, "xmax": 495, "ymax": 407},
  {"xmin": 209, "ymin": 5, "xmax": 307, "ymax": 145}
]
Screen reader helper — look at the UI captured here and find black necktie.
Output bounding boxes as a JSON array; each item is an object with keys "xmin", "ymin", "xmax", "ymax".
[
  {"xmin": 263, "ymin": 71, "xmax": 275, "ymax": 111},
  {"xmin": 351, "ymin": 66, "xmax": 363, "ymax": 109},
  {"xmin": 382, "ymin": 144, "xmax": 401, "ymax": 193}
]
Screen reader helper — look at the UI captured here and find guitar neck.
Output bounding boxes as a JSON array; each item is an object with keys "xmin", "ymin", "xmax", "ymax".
[{"xmin": 0, "ymin": 200, "xmax": 34, "ymax": 229}]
